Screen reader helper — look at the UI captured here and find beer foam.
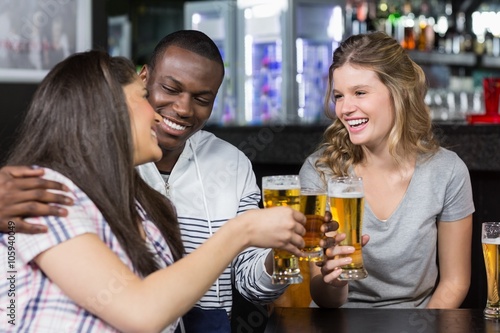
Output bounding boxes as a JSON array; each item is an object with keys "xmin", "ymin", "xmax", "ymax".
[
  {"xmin": 265, "ymin": 185, "xmax": 300, "ymax": 190},
  {"xmin": 483, "ymin": 238, "xmax": 500, "ymax": 245},
  {"xmin": 329, "ymin": 191, "xmax": 363, "ymax": 198}
]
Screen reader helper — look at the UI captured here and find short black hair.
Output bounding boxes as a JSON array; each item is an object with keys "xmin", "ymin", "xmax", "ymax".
[{"xmin": 149, "ymin": 30, "xmax": 224, "ymax": 75}]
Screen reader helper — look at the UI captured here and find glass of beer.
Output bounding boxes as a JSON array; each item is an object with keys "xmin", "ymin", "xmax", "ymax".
[
  {"xmin": 262, "ymin": 175, "xmax": 303, "ymax": 284},
  {"xmin": 328, "ymin": 176, "xmax": 368, "ymax": 280},
  {"xmin": 482, "ymin": 221, "xmax": 500, "ymax": 319},
  {"xmin": 300, "ymin": 188, "xmax": 327, "ymax": 262}
]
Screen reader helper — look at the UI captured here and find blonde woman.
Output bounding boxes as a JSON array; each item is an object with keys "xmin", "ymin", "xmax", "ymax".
[{"xmin": 301, "ymin": 31, "xmax": 474, "ymax": 309}]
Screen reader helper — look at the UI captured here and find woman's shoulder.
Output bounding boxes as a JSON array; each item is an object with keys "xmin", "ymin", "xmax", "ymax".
[
  {"xmin": 38, "ymin": 167, "xmax": 74, "ymax": 184},
  {"xmin": 304, "ymin": 147, "xmax": 326, "ymax": 163},
  {"xmin": 418, "ymin": 147, "xmax": 469, "ymax": 179},
  {"xmin": 421, "ymin": 147, "xmax": 465, "ymax": 167},
  {"xmin": 37, "ymin": 167, "xmax": 98, "ymax": 205}
]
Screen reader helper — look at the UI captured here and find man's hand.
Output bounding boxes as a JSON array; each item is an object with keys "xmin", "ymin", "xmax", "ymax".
[{"xmin": 0, "ymin": 166, "xmax": 73, "ymax": 234}]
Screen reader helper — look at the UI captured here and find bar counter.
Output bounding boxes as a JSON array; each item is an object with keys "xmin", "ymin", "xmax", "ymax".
[
  {"xmin": 264, "ymin": 307, "xmax": 497, "ymax": 333},
  {"xmin": 205, "ymin": 123, "xmax": 500, "ymax": 172}
]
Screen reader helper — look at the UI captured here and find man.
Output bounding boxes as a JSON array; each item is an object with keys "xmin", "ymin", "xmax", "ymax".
[
  {"xmin": 0, "ymin": 30, "xmax": 287, "ymax": 332},
  {"xmin": 136, "ymin": 30, "xmax": 288, "ymax": 332}
]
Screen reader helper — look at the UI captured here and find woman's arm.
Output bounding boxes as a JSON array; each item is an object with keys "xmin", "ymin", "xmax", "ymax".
[
  {"xmin": 310, "ymin": 262, "xmax": 349, "ymax": 308},
  {"xmin": 310, "ymin": 233, "xmax": 370, "ymax": 308},
  {"xmin": 35, "ymin": 206, "xmax": 306, "ymax": 333},
  {"xmin": 426, "ymin": 215, "xmax": 472, "ymax": 309}
]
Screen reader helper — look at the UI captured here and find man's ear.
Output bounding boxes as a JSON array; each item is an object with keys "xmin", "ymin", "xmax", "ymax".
[{"xmin": 138, "ymin": 65, "xmax": 148, "ymax": 83}]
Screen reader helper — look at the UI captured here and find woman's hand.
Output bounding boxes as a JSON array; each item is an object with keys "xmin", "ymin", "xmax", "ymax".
[
  {"xmin": 238, "ymin": 206, "xmax": 307, "ymax": 257},
  {"xmin": 319, "ymin": 229, "xmax": 370, "ymax": 287}
]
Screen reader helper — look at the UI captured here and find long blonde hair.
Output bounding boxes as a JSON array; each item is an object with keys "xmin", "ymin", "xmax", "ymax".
[{"xmin": 316, "ymin": 31, "xmax": 439, "ymax": 177}]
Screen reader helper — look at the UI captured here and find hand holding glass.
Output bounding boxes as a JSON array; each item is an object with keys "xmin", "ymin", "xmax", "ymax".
[
  {"xmin": 300, "ymin": 188, "xmax": 326, "ymax": 262},
  {"xmin": 262, "ymin": 175, "xmax": 303, "ymax": 284},
  {"xmin": 328, "ymin": 176, "xmax": 368, "ymax": 280}
]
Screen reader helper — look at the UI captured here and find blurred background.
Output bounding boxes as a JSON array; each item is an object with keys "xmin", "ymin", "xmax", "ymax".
[
  {"xmin": 105, "ymin": 0, "xmax": 500, "ymax": 126},
  {"xmin": 1, "ymin": 3, "xmax": 499, "ymax": 330}
]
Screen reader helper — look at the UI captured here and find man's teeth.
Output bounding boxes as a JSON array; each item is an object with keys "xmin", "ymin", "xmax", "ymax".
[
  {"xmin": 347, "ymin": 119, "xmax": 368, "ymax": 126},
  {"xmin": 163, "ymin": 118, "xmax": 186, "ymax": 130}
]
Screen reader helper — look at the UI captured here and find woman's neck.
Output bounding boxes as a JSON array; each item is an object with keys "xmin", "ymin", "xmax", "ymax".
[{"xmin": 357, "ymin": 146, "xmax": 416, "ymax": 179}]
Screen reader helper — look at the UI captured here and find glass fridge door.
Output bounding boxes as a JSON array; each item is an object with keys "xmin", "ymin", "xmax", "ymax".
[
  {"xmin": 184, "ymin": 1, "xmax": 237, "ymax": 125},
  {"xmin": 236, "ymin": 0, "xmax": 345, "ymax": 125},
  {"xmin": 295, "ymin": 1, "xmax": 345, "ymax": 124},
  {"xmin": 237, "ymin": 0, "xmax": 289, "ymax": 125}
]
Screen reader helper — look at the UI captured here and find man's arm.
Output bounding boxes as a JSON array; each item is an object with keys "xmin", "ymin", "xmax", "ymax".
[
  {"xmin": 0, "ymin": 166, "xmax": 73, "ymax": 234},
  {"xmin": 231, "ymin": 153, "xmax": 288, "ymax": 304}
]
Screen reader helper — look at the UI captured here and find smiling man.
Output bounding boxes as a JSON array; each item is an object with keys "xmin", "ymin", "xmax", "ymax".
[{"xmin": 134, "ymin": 30, "xmax": 287, "ymax": 333}]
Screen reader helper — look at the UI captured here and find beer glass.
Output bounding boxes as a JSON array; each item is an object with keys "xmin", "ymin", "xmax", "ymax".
[
  {"xmin": 482, "ymin": 221, "xmax": 500, "ymax": 319},
  {"xmin": 262, "ymin": 175, "xmax": 302, "ymax": 284},
  {"xmin": 300, "ymin": 188, "xmax": 327, "ymax": 262},
  {"xmin": 328, "ymin": 176, "xmax": 368, "ymax": 280}
]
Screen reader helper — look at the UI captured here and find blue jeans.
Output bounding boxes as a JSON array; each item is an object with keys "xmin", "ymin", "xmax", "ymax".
[{"xmin": 175, "ymin": 307, "xmax": 230, "ymax": 333}]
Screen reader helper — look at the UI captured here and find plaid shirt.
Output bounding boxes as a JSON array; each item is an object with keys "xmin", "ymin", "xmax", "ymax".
[{"xmin": 0, "ymin": 168, "xmax": 178, "ymax": 332}]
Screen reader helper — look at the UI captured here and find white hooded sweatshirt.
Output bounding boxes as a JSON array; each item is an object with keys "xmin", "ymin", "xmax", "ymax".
[{"xmin": 136, "ymin": 130, "xmax": 287, "ymax": 315}]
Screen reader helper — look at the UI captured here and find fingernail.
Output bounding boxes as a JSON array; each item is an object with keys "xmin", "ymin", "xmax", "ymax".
[
  {"xmin": 34, "ymin": 225, "xmax": 47, "ymax": 232},
  {"xmin": 63, "ymin": 197, "xmax": 73, "ymax": 205},
  {"xmin": 343, "ymin": 258, "xmax": 352, "ymax": 264},
  {"xmin": 58, "ymin": 208, "xmax": 68, "ymax": 216}
]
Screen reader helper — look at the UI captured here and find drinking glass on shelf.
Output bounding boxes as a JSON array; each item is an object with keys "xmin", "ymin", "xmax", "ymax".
[
  {"xmin": 482, "ymin": 221, "xmax": 500, "ymax": 319},
  {"xmin": 328, "ymin": 176, "xmax": 368, "ymax": 280},
  {"xmin": 299, "ymin": 187, "xmax": 327, "ymax": 262},
  {"xmin": 262, "ymin": 175, "xmax": 302, "ymax": 284}
]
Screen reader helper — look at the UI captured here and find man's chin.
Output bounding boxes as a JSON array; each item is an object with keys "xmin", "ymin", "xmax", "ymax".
[{"xmin": 159, "ymin": 140, "xmax": 187, "ymax": 153}]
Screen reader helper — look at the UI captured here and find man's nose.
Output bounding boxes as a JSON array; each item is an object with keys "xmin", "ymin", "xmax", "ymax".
[{"xmin": 172, "ymin": 93, "xmax": 193, "ymax": 117}]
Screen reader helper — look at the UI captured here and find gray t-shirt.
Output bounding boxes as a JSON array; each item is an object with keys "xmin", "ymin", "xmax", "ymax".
[{"xmin": 299, "ymin": 147, "xmax": 475, "ymax": 308}]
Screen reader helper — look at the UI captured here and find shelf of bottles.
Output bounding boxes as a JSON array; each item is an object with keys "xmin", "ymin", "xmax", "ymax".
[
  {"xmin": 360, "ymin": 1, "xmax": 500, "ymax": 65},
  {"xmin": 346, "ymin": 0, "xmax": 500, "ymax": 123}
]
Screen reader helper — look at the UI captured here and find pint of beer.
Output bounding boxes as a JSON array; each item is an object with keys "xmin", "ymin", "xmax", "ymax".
[
  {"xmin": 262, "ymin": 175, "xmax": 303, "ymax": 284},
  {"xmin": 300, "ymin": 189, "xmax": 327, "ymax": 262},
  {"xmin": 328, "ymin": 176, "xmax": 368, "ymax": 280},
  {"xmin": 482, "ymin": 222, "xmax": 500, "ymax": 319}
]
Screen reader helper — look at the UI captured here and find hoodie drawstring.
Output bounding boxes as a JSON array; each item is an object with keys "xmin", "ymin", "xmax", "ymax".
[{"xmin": 190, "ymin": 140, "xmax": 220, "ymax": 302}]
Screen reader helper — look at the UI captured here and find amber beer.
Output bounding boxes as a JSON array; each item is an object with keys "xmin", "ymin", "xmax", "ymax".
[
  {"xmin": 482, "ymin": 222, "xmax": 500, "ymax": 318},
  {"xmin": 300, "ymin": 190, "xmax": 327, "ymax": 262},
  {"xmin": 328, "ymin": 177, "xmax": 368, "ymax": 280},
  {"xmin": 262, "ymin": 175, "xmax": 302, "ymax": 284}
]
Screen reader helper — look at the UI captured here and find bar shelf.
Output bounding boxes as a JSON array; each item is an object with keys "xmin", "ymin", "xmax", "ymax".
[
  {"xmin": 482, "ymin": 55, "xmax": 500, "ymax": 69},
  {"xmin": 407, "ymin": 51, "xmax": 477, "ymax": 67}
]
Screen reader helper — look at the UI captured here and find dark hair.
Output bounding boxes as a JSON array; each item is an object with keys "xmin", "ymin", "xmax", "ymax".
[
  {"xmin": 149, "ymin": 29, "xmax": 224, "ymax": 76},
  {"xmin": 7, "ymin": 50, "xmax": 184, "ymax": 276}
]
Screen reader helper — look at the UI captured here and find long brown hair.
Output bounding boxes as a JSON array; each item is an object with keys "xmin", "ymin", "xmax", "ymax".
[
  {"xmin": 317, "ymin": 31, "xmax": 439, "ymax": 177},
  {"xmin": 7, "ymin": 50, "xmax": 184, "ymax": 276}
]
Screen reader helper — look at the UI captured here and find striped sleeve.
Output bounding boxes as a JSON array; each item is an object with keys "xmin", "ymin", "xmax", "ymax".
[{"xmin": 232, "ymin": 190, "xmax": 288, "ymax": 304}]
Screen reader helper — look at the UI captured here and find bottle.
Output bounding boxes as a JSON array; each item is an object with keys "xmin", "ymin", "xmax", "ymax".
[
  {"xmin": 434, "ymin": 15, "xmax": 449, "ymax": 53},
  {"xmin": 401, "ymin": 1, "xmax": 415, "ymax": 50}
]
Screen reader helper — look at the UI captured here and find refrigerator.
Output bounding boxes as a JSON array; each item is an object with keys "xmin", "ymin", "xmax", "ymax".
[
  {"xmin": 236, "ymin": 0, "xmax": 346, "ymax": 125},
  {"xmin": 184, "ymin": 1, "xmax": 237, "ymax": 125}
]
